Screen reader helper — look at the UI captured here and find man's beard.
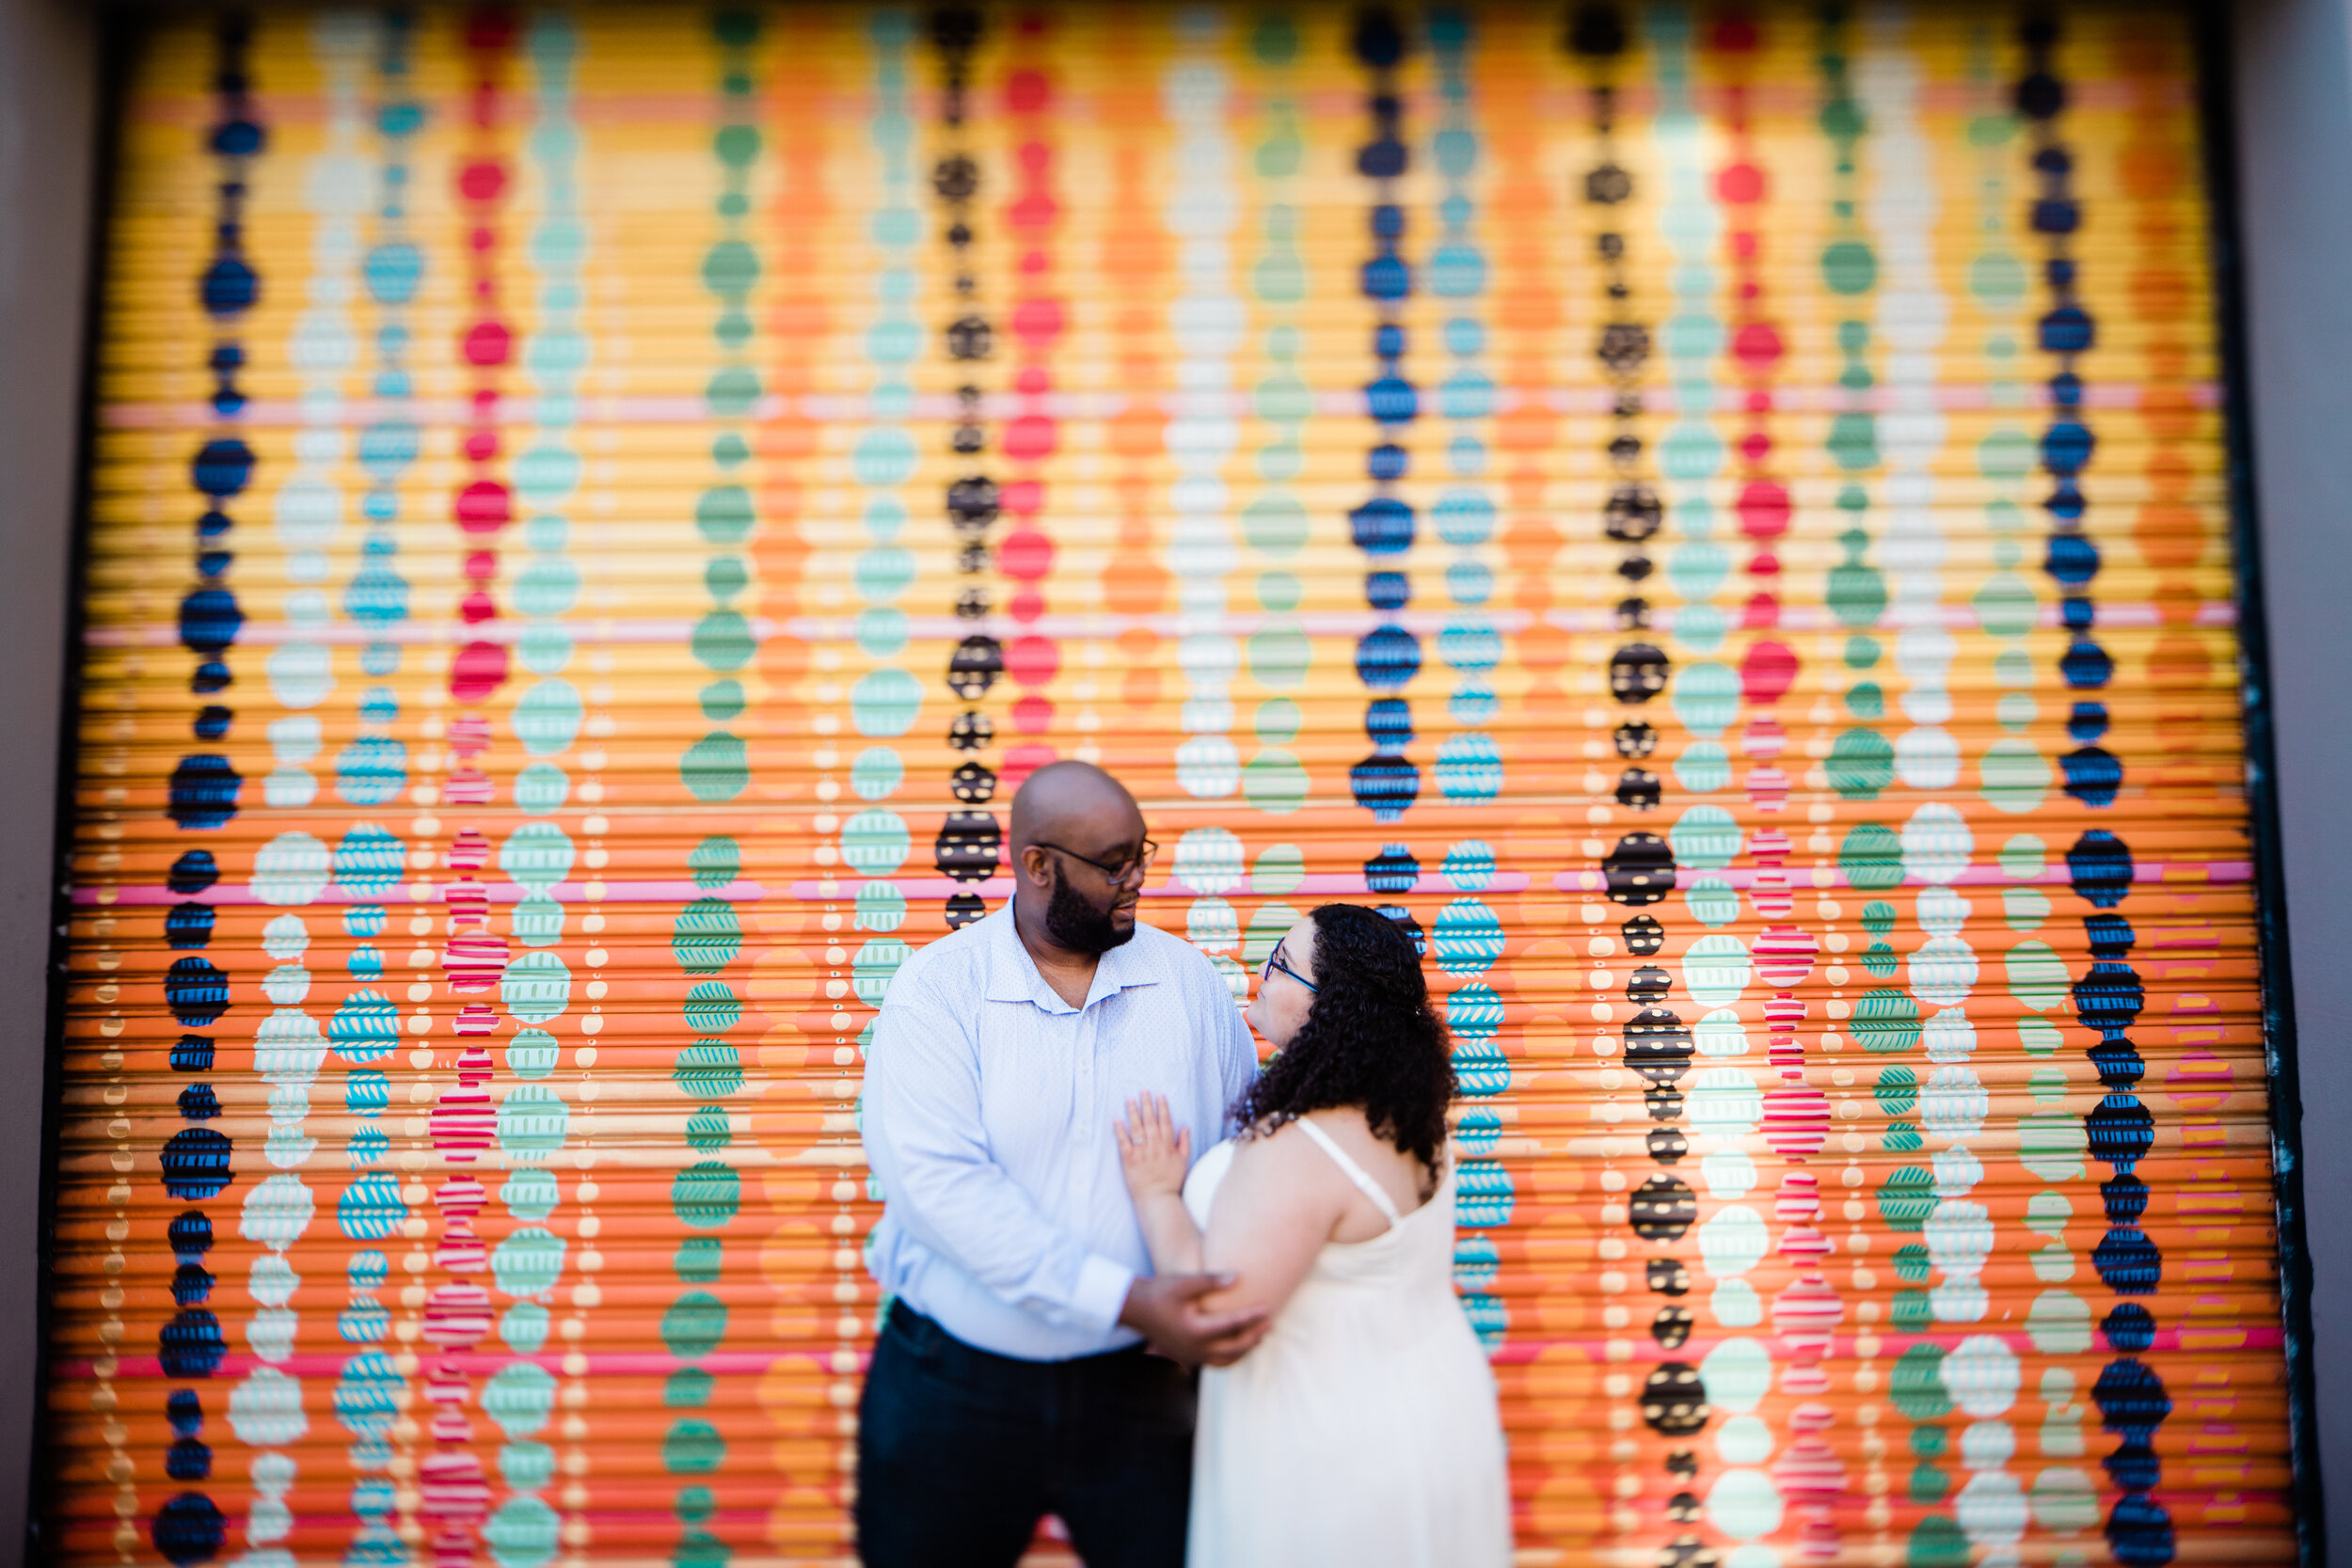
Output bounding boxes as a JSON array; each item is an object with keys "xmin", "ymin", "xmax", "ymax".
[{"xmin": 1043, "ymin": 867, "xmax": 1136, "ymax": 953}]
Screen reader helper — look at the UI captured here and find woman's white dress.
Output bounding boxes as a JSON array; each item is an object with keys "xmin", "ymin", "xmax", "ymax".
[{"xmin": 1182, "ymin": 1120, "xmax": 1513, "ymax": 1567}]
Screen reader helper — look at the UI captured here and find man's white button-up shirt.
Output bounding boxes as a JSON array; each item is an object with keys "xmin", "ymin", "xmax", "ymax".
[{"xmin": 861, "ymin": 905, "xmax": 1259, "ymax": 1361}]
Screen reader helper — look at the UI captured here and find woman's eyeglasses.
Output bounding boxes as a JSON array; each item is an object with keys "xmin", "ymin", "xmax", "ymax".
[
  {"xmin": 1033, "ymin": 838, "xmax": 1158, "ymax": 885},
  {"xmin": 1260, "ymin": 944, "xmax": 1317, "ymax": 994}
]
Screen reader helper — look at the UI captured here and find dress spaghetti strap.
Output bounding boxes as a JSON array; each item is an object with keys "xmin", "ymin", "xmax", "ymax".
[{"xmin": 1294, "ymin": 1117, "xmax": 1404, "ymax": 1227}]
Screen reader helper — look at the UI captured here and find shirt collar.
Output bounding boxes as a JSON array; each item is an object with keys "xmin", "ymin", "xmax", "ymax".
[{"xmin": 980, "ymin": 903, "xmax": 1165, "ymax": 1014}]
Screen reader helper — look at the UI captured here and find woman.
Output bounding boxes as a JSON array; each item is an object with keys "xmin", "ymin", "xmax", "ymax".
[{"xmin": 1116, "ymin": 902, "xmax": 1512, "ymax": 1567}]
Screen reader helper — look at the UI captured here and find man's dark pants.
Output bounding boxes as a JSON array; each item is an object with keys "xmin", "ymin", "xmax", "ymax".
[{"xmin": 856, "ymin": 1306, "xmax": 1194, "ymax": 1568}]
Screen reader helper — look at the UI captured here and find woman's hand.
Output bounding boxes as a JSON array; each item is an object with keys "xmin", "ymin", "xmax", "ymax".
[{"xmin": 1116, "ymin": 1092, "xmax": 1192, "ymax": 1199}]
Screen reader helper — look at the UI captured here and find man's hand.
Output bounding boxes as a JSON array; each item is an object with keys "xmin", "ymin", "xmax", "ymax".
[{"xmin": 1119, "ymin": 1273, "xmax": 1269, "ymax": 1368}]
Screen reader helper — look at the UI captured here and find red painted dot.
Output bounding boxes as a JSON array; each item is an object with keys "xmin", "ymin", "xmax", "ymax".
[
  {"xmin": 451, "ymin": 641, "xmax": 509, "ymax": 703},
  {"xmin": 1009, "ymin": 588, "xmax": 1046, "ymax": 624},
  {"xmin": 1014, "ymin": 363, "xmax": 1053, "ymax": 395},
  {"xmin": 1018, "ymin": 140, "xmax": 1052, "ymax": 174},
  {"xmin": 1740, "ymin": 640, "xmax": 1799, "ymax": 703},
  {"xmin": 1006, "ymin": 70, "xmax": 1052, "ymax": 115},
  {"xmin": 1009, "ymin": 192, "xmax": 1059, "ymax": 230},
  {"xmin": 1717, "ymin": 162, "xmax": 1766, "ymax": 205},
  {"xmin": 458, "ymin": 160, "xmax": 507, "ymax": 202},
  {"xmin": 462, "ymin": 549, "xmax": 499, "ymax": 583},
  {"xmin": 1006, "ymin": 635, "xmax": 1061, "ymax": 687},
  {"xmin": 454, "ymin": 480, "xmax": 512, "ymax": 533},
  {"xmin": 999, "ymin": 530, "xmax": 1054, "ymax": 580},
  {"xmin": 1739, "ymin": 431, "xmax": 1773, "ymax": 466},
  {"xmin": 1010, "ymin": 694, "xmax": 1055, "ymax": 734},
  {"xmin": 1004, "ymin": 414, "xmax": 1058, "ymax": 462},
  {"xmin": 1012, "ymin": 296, "xmax": 1064, "ymax": 348},
  {"xmin": 463, "ymin": 429, "xmax": 500, "ymax": 462},
  {"xmin": 1001, "ymin": 480, "xmax": 1045, "ymax": 517},
  {"xmin": 459, "ymin": 589, "xmax": 500, "ymax": 625},
  {"xmin": 1733, "ymin": 322, "xmax": 1783, "ymax": 371},
  {"xmin": 463, "ymin": 321, "xmax": 512, "ymax": 367},
  {"xmin": 1736, "ymin": 480, "xmax": 1790, "ymax": 539}
]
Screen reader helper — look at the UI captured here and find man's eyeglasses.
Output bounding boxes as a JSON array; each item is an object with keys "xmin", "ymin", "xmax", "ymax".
[
  {"xmin": 1260, "ymin": 944, "xmax": 1317, "ymax": 994},
  {"xmin": 1033, "ymin": 838, "xmax": 1158, "ymax": 885}
]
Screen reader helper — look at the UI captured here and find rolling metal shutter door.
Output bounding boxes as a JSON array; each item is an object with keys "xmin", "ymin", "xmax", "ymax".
[{"xmin": 49, "ymin": 5, "xmax": 2293, "ymax": 1564}]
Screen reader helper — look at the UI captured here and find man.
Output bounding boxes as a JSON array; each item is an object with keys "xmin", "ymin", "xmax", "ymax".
[{"xmin": 856, "ymin": 760, "xmax": 1266, "ymax": 1568}]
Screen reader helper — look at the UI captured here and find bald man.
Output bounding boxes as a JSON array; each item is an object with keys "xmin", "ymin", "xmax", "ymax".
[{"xmin": 855, "ymin": 761, "xmax": 1265, "ymax": 1568}]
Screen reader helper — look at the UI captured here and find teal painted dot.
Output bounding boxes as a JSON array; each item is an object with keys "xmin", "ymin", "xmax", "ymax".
[
  {"xmin": 1239, "ymin": 752, "xmax": 1309, "ymax": 816},
  {"xmin": 850, "ymin": 668, "xmax": 923, "ymax": 736},
  {"xmin": 1671, "ymin": 806, "xmax": 1741, "ymax": 870},
  {"xmin": 1436, "ymin": 734, "xmax": 1503, "ymax": 801},
  {"xmin": 854, "ymin": 547, "xmax": 915, "ymax": 602},
  {"xmin": 1248, "ymin": 626, "xmax": 1311, "ymax": 689},
  {"xmin": 691, "ymin": 610, "xmax": 755, "ymax": 672},
  {"xmin": 852, "ymin": 427, "xmax": 918, "ymax": 486},
  {"xmin": 1256, "ymin": 570, "xmax": 1302, "ymax": 611},
  {"xmin": 514, "ymin": 763, "xmax": 569, "ymax": 816},
  {"xmin": 666, "ymin": 1368, "xmax": 715, "ymax": 1409},
  {"xmin": 855, "ymin": 881, "xmax": 907, "ymax": 933},
  {"xmin": 850, "ymin": 747, "xmax": 903, "ymax": 800},
  {"xmin": 500, "ymin": 823, "xmax": 576, "ymax": 892},
  {"xmin": 1253, "ymin": 372, "xmax": 1312, "ymax": 421},
  {"xmin": 695, "ymin": 487, "xmax": 755, "ymax": 545},
  {"xmin": 499, "ymin": 1304, "xmax": 550, "ymax": 1356},
  {"xmin": 1440, "ymin": 841, "xmax": 1496, "ymax": 892},
  {"xmin": 866, "ymin": 318, "xmax": 920, "ymax": 362},
  {"xmin": 662, "ymin": 1419, "xmax": 726, "ymax": 1475},
  {"xmin": 1978, "ymin": 429, "xmax": 2034, "ymax": 480},
  {"xmin": 705, "ymin": 557, "xmax": 748, "ymax": 605},
  {"xmin": 498, "ymin": 1441, "xmax": 556, "ymax": 1497},
  {"xmin": 674, "ymin": 1041, "xmax": 742, "ymax": 1099},
  {"xmin": 501, "ymin": 1167, "xmax": 560, "ymax": 1220},
  {"xmin": 505, "ymin": 1029, "xmax": 559, "ymax": 1081},
  {"xmin": 1253, "ymin": 699, "xmax": 1301, "ymax": 744},
  {"xmin": 705, "ymin": 365, "xmax": 759, "ymax": 417},
  {"xmin": 1661, "ymin": 423, "xmax": 1726, "ymax": 480},
  {"xmin": 511, "ymin": 896, "xmax": 565, "ymax": 948},
  {"xmin": 840, "ymin": 810, "xmax": 911, "ymax": 875},
  {"xmin": 1969, "ymin": 251, "xmax": 2026, "ymax": 307},
  {"xmin": 1671, "ymin": 662, "xmax": 1740, "ymax": 737},
  {"xmin": 1432, "ymin": 900, "xmax": 1505, "ymax": 976},
  {"xmin": 681, "ymin": 733, "xmax": 750, "ymax": 801},
  {"xmin": 1663, "ymin": 313, "xmax": 1725, "ymax": 362},
  {"xmin": 855, "ymin": 607, "xmax": 908, "ymax": 656},
  {"xmin": 691, "ymin": 836, "xmax": 741, "ymax": 888},
  {"xmin": 1826, "ymin": 412, "xmax": 1879, "ymax": 469},
  {"xmin": 1242, "ymin": 495, "xmax": 1310, "ymax": 555},
  {"xmin": 699, "ymin": 679, "xmax": 745, "ymax": 721},
  {"xmin": 491, "ymin": 1225, "xmax": 567, "ymax": 1297},
  {"xmin": 711, "ymin": 432, "xmax": 750, "ymax": 468},
  {"xmin": 852, "ymin": 938, "xmax": 912, "ymax": 1006},
  {"xmin": 1252, "ymin": 844, "xmax": 1306, "ymax": 895},
  {"xmin": 1684, "ymin": 876, "xmax": 1740, "ymax": 927},
  {"xmin": 660, "ymin": 1291, "xmax": 729, "ymax": 1357},
  {"xmin": 1974, "ymin": 573, "xmax": 2036, "ymax": 638},
  {"xmin": 496, "ymin": 1085, "xmax": 569, "ymax": 1161},
  {"xmin": 1674, "ymin": 603, "xmax": 1727, "ymax": 654},
  {"xmin": 683, "ymin": 981, "xmax": 742, "ymax": 1033},
  {"xmin": 671, "ymin": 1163, "xmax": 740, "ymax": 1229},
  {"xmin": 1673, "ymin": 740, "xmax": 1731, "ymax": 794},
  {"xmin": 514, "ymin": 446, "xmax": 580, "ymax": 502},
  {"xmin": 1698, "ymin": 1338, "xmax": 1775, "ymax": 1414},
  {"xmin": 1998, "ymin": 833, "xmax": 2046, "ymax": 879},
  {"xmin": 676, "ymin": 1239, "xmax": 723, "ymax": 1283},
  {"xmin": 483, "ymin": 1362, "xmax": 559, "ymax": 1439},
  {"xmin": 501, "ymin": 955, "xmax": 573, "ymax": 1026},
  {"xmin": 516, "ymin": 624, "xmax": 573, "ymax": 676},
  {"xmin": 1889, "ymin": 1344, "xmax": 1952, "ymax": 1419},
  {"xmin": 686, "ymin": 1106, "xmax": 732, "ymax": 1150},
  {"xmin": 674, "ymin": 899, "xmax": 743, "ymax": 974},
  {"xmin": 1979, "ymin": 739, "xmax": 2051, "ymax": 814},
  {"xmin": 1827, "ymin": 730, "xmax": 1895, "ymax": 800},
  {"xmin": 1839, "ymin": 822, "xmax": 1904, "ymax": 890},
  {"xmin": 1251, "ymin": 250, "xmax": 1306, "ymax": 302},
  {"xmin": 1666, "ymin": 540, "xmax": 1730, "ymax": 601},
  {"xmin": 701, "ymin": 237, "xmax": 758, "ymax": 298},
  {"xmin": 1853, "ymin": 988, "xmax": 1924, "ymax": 1053},
  {"xmin": 1821, "ymin": 239, "xmax": 1878, "ymax": 293}
]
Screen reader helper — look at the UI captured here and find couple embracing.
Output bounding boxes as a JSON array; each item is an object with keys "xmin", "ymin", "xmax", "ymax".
[{"xmin": 855, "ymin": 761, "xmax": 1512, "ymax": 1568}]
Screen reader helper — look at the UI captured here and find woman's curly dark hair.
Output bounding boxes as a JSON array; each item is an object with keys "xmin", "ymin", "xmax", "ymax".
[{"xmin": 1234, "ymin": 902, "xmax": 1455, "ymax": 1169}]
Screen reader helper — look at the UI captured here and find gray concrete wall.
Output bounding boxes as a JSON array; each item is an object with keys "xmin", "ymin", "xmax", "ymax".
[
  {"xmin": 2230, "ymin": 0, "xmax": 2352, "ymax": 1558},
  {"xmin": 0, "ymin": 0, "xmax": 95, "ymax": 1561}
]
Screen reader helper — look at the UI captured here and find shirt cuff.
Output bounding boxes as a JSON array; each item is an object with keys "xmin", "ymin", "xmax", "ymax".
[{"xmin": 1069, "ymin": 1251, "xmax": 1137, "ymax": 1336}]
